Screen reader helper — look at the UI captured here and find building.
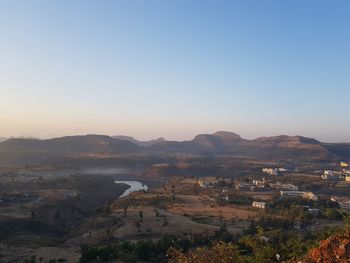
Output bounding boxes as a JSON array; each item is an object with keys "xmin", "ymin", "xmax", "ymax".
[
  {"xmin": 280, "ymin": 191, "xmax": 318, "ymax": 201},
  {"xmin": 253, "ymin": 178, "xmax": 267, "ymax": 186},
  {"xmin": 338, "ymin": 200, "xmax": 350, "ymax": 210},
  {"xmin": 323, "ymin": 170, "xmax": 333, "ymax": 176},
  {"xmin": 322, "ymin": 170, "xmax": 337, "ymax": 180},
  {"xmin": 322, "ymin": 170, "xmax": 344, "ymax": 180},
  {"xmin": 273, "ymin": 182, "xmax": 299, "ymax": 191},
  {"xmin": 339, "ymin": 202, "xmax": 350, "ymax": 210},
  {"xmin": 223, "ymin": 195, "xmax": 229, "ymax": 201},
  {"xmin": 331, "ymin": 197, "xmax": 350, "ymax": 210},
  {"xmin": 198, "ymin": 179, "xmax": 210, "ymax": 188},
  {"xmin": 252, "ymin": 179, "xmax": 267, "ymax": 191},
  {"xmin": 262, "ymin": 168, "xmax": 279, "ymax": 176},
  {"xmin": 341, "ymin": 161, "xmax": 349, "ymax": 168},
  {"xmin": 252, "ymin": 201, "xmax": 266, "ymax": 209},
  {"xmin": 236, "ymin": 183, "xmax": 255, "ymax": 192}
]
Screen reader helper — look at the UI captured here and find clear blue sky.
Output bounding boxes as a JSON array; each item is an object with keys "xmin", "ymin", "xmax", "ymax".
[{"xmin": 0, "ymin": 0, "xmax": 349, "ymax": 142}]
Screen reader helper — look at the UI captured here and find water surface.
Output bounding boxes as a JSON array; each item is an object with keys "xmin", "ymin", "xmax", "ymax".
[{"xmin": 115, "ymin": 180, "xmax": 148, "ymax": 197}]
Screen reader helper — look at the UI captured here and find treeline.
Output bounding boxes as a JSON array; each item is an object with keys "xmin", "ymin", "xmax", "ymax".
[
  {"xmin": 269, "ymin": 198, "xmax": 345, "ymax": 220},
  {"xmin": 79, "ymin": 233, "xmax": 219, "ymax": 263}
]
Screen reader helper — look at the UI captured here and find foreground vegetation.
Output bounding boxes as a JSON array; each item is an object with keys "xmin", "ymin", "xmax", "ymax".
[{"xmin": 79, "ymin": 216, "xmax": 347, "ymax": 263}]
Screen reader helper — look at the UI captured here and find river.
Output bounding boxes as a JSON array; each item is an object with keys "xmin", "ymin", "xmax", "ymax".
[{"xmin": 115, "ymin": 180, "xmax": 148, "ymax": 197}]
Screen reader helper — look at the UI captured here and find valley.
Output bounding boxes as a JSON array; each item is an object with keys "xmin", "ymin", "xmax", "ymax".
[{"xmin": 0, "ymin": 132, "xmax": 349, "ymax": 262}]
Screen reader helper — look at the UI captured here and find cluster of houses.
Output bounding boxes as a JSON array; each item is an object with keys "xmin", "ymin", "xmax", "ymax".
[
  {"xmin": 251, "ymin": 190, "xmax": 319, "ymax": 211},
  {"xmin": 252, "ymin": 192, "xmax": 350, "ymax": 212},
  {"xmin": 322, "ymin": 161, "xmax": 350, "ymax": 181},
  {"xmin": 262, "ymin": 167, "xmax": 290, "ymax": 176},
  {"xmin": 198, "ymin": 162, "xmax": 350, "ymax": 213},
  {"xmin": 236, "ymin": 178, "xmax": 299, "ymax": 192},
  {"xmin": 198, "ymin": 178, "xmax": 233, "ymax": 188}
]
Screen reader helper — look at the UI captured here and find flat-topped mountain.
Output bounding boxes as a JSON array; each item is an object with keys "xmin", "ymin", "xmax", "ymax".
[
  {"xmin": 138, "ymin": 132, "xmax": 347, "ymax": 160},
  {"xmin": 0, "ymin": 132, "xmax": 349, "ymax": 164},
  {"xmin": 149, "ymin": 132, "xmax": 348, "ymax": 160}
]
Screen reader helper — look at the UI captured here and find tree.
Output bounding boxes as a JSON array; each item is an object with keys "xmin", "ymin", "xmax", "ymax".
[
  {"xmin": 139, "ymin": 210, "xmax": 143, "ymax": 221},
  {"xmin": 106, "ymin": 229, "xmax": 111, "ymax": 239},
  {"xmin": 31, "ymin": 211, "xmax": 36, "ymax": 220},
  {"xmin": 323, "ymin": 208, "xmax": 342, "ymax": 220},
  {"xmin": 123, "ymin": 206, "xmax": 128, "ymax": 217},
  {"xmin": 136, "ymin": 221, "xmax": 141, "ymax": 232},
  {"xmin": 155, "ymin": 209, "xmax": 160, "ymax": 217}
]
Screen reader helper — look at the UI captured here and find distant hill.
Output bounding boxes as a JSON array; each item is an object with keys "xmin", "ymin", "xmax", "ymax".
[
  {"xmin": 0, "ymin": 132, "xmax": 349, "ymax": 165},
  {"xmin": 0, "ymin": 135, "xmax": 140, "ymax": 155}
]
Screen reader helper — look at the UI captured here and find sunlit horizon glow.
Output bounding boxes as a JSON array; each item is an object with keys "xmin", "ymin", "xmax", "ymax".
[{"xmin": 0, "ymin": 1, "xmax": 349, "ymax": 143}]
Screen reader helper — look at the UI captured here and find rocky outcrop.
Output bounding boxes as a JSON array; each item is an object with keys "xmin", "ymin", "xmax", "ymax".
[{"xmin": 290, "ymin": 234, "xmax": 350, "ymax": 263}]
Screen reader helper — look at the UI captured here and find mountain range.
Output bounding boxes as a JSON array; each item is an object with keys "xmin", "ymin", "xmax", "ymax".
[{"xmin": 0, "ymin": 132, "xmax": 349, "ymax": 164}]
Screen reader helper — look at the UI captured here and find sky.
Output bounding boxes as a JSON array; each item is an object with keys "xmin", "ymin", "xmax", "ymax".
[{"xmin": 0, "ymin": 0, "xmax": 349, "ymax": 142}]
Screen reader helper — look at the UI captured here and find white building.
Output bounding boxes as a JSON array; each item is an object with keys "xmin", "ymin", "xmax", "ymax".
[
  {"xmin": 274, "ymin": 182, "xmax": 299, "ymax": 191},
  {"xmin": 280, "ymin": 191, "xmax": 318, "ymax": 201},
  {"xmin": 324, "ymin": 170, "xmax": 333, "ymax": 176},
  {"xmin": 262, "ymin": 168, "xmax": 279, "ymax": 176},
  {"xmin": 322, "ymin": 170, "xmax": 336, "ymax": 180},
  {"xmin": 341, "ymin": 161, "xmax": 349, "ymax": 168},
  {"xmin": 252, "ymin": 201, "xmax": 266, "ymax": 209},
  {"xmin": 339, "ymin": 201, "xmax": 350, "ymax": 210},
  {"xmin": 253, "ymin": 178, "xmax": 266, "ymax": 186},
  {"xmin": 331, "ymin": 196, "xmax": 350, "ymax": 210},
  {"xmin": 198, "ymin": 179, "xmax": 210, "ymax": 188}
]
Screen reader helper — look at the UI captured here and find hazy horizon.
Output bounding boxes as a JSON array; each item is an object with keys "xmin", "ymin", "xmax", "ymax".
[{"xmin": 1, "ymin": 1, "xmax": 349, "ymax": 142}]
